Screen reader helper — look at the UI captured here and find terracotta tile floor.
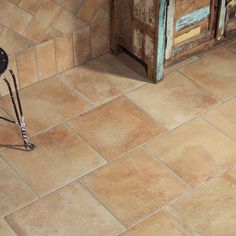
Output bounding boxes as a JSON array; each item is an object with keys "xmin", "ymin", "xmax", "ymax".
[{"xmin": 1, "ymin": 44, "xmax": 236, "ymax": 235}]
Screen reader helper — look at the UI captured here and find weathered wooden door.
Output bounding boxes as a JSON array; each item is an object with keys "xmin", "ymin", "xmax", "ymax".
[
  {"xmin": 225, "ymin": 0, "xmax": 236, "ymax": 34},
  {"xmin": 165, "ymin": 0, "xmax": 218, "ymax": 60},
  {"xmin": 110, "ymin": 0, "xmax": 158, "ymax": 80}
]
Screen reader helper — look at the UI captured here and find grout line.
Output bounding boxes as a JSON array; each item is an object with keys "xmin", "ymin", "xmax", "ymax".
[
  {"xmin": 1, "ymin": 218, "xmax": 18, "ymax": 236},
  {"xmin": 63, "ymin": 121, "xmax": 108, "ymax": 164},
  {"xmin": 33, "ymin": 46, "xmax": 40, "ymax": 84},
  {"xmin": 120, "ymin": 161, "xmax": 236, "ymax": 232},
  {"xmin": 65, "ymin": 121, "xmax": 109, "ymax": 163},
  {"xmin": 122, "ymin": 188, "xmax": 191, "ymax": 231},
  {"xmin": 53, "ymin": 37, "xmax": 58, "ymax": 75},
  {"xmin": 196, "ymin": 39, "xmax": 236, "ymax": 58},
  {"xmin": 163, "ymin": 210, "xmax": 193, "ymax": 236},
  {"xmin": 79, "ymin": 180, "xmax": 127, "ymax": 230},
  {"xmin": 0, "ymin": 155, "xmax": 40, "ymax": 199},
  {"xmin": 2, "ymin": 197, "xmax": 39, "ymax": 219},
  {"xmin": 177, "ymin": 70, "xmax": 224, "ymax": 103},
  {"xmin": 165, "ymin": 55, "xmax": 200, "ymax": 75},
  {"xmin": 36, "ymin": 160, "xmax": 108, "ymax": 200},
  {"xmin": 201, "ymin": 116, "xmax": 236, "ymax": 142},
  {"xmin": 142, "ymin": 146, "xmax": 193, "ymax": 189},
  {"xmin": 58, "ymin": 76, "xmax": 95, "ymax": 107},
  {"xmin": 72, "ymin": 30, "xmax": 77, "ymax": 67}
]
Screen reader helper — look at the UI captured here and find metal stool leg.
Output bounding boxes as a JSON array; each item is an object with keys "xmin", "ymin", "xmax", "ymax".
[{"xmin": 1, "ymin": 72, "xmax": 35, "ymax": 151}]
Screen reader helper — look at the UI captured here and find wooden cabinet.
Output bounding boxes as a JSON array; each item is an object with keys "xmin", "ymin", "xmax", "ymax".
[
  {"xmin": 225, "ymin": 0, "xmax": 236, "ymax": 34},
  {"xmin": 110, "ymin": 0, "xmax": 236, "ymax": 83},
  {"xmin": 110, "ymin": 0, "xmax": 159, "ymax": 81},
  {"xmin": 166, "ymin": 0, "xmax": 218, "ymax": 60}
]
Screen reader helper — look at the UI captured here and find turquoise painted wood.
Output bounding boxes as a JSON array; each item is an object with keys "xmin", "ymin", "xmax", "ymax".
[
  {"xmin": 156, "ymin": 0, "xmax": 168, "ymax": 82},
  {"xmin": 176, "ymin": 6, "xmax": 210, "ymax": 31},
  {"xmin": 165, "ymin": 0, "xmax": 175, "ymax": 59},
  {"xmin": 218, "ymin": 0, "xmax": 226, "ymax": 38}
]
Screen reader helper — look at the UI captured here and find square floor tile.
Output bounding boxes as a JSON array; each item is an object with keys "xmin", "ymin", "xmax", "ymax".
[
  {"xmin": 166, "ymin": 171, "xmax": 236, "ymax": 236},
  {"xmin": 203, "ymin": 98, "xmax": 236, "ymax": 140},
  {"xmin": 227, "ymin": 166, "xmax": 236, "ymax": 178},
  {"xmin": 145, "ymin": 118, "xmax": 236, "ymax": 187},
  {"xmin": 5, "ymin": 182, "xmax": 124, "ymax": 236},
  {"xmin": 0, "ymin": 109, "xmax": 21, "ymax": 151},
  {"xmin": 68, "ymin": 96, "xmax": 165, "ymax": 161},
  {"xmin": 0, "ymin": 219, "xmax": 15, "ymax": 236},
  {"xmin": 179, "ymin": 49, "xmax": 236, "ymax": 101},
  {"xmin": 127, "ymin": 71, "xmax": 219, "ymax": 130},
  {"xmin": 60, "ymin": 54, "xmax": 145, "ymax": 105},
  {"xmin": 1, "ymin": 124, "xmax": 106, "ymax": 196},
  {"xmin": 81, "ymin": 148, "xmax": 189, "ymax": 227},
  {"xmin": 227, "ymin": 41, "xmax": 236, "ymax": 53},
  {"xmin": 165, "ymin": 56, "xmax": 199, "ymax": 74},
  {"xmin": 0, "ymin": 77, "xmax": 91, "ymax": 135},
  {"xmin": 0, "ymin": 159, "xmax": 36, "ymax": 217},
  {"xmin": 121, "ymin": 212, "xmax": 188, "ymax": 236}
]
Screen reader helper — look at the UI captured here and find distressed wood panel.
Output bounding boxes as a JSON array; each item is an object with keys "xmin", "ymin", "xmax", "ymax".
[
  {"xmin": 175, "ymin": 0, "xmax": 210, "ymax": 19},
  {"xmin": 110, "ymin": 0, "xmax": 159, "ymax": 82},
  {"xmin": 226, "ymin": 0, "xmax": 236, "ymax": 33},
  {"xmin": 172, "ymin": 0, "xmax": 215, "ymax": 58}
]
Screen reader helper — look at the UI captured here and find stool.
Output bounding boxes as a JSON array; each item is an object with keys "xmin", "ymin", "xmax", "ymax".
[{"xmin": 0, "ymin": 48, "xmax": 35, "ymax": 151}]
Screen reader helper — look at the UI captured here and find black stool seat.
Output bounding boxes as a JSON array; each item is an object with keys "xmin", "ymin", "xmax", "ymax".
[{"xmin": 0, "ymin": 48, "xmax": 8, "ymax": 75}]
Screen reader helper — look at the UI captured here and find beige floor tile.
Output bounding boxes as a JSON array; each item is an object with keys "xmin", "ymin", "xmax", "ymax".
[
  {"xmin": 19, "ymin": 0, "xmax": 44, "ymax": 15},
  {"xmin": 52, "ymin": 8, "xmax": 86, "ymax": 34},
  {"xmin": 227, "ymin": 41, "xmax": 236, "ymax": 53},
  {"xmin": 204, "ymin": 98, "xmax": 236, "ymax": 140},
  {"xmin": 5, "ymin": 182, "xmax": 124, "ymax": 236},
  {"xmin": 36, "ymin": 40, "xmax": 56, "ymax": 80},
  {"xmin": 91, "ymin": 18, "xmax": 108, "ymax": 58},
  {"xmin": 8, "ymin": 0, "xmax": 21, "ymax": 5},
  {"xmin": 165, "ymin": 56, "xmax": 199, "ymax": 74},
  {"xmin": 0, "ymin": 0, "xmax": 32, "ymax": 35},
  {"xmin": 0, "ymin": 159, "xmax": 36, "ymax": 217},
  {"xmin": 166, "ymin": 171, "xmax": 236, "ymax": 236},
  {"xmin": 179, "ymin": 49, "xmax": 236, "ymax": 101},
  {"xmin": 76, "ymin": 0, "xmax": 103, "ymax": 24},
  {"xmin": 145, "ymin": 118, "xmax": 236, "ymax": 187},
  {"xmin": 81, "ymin": 148, "xmax": 189, "ymax": 226},
  {"xmin": 227, "ymin": 166, "xmax": 236, "ymax": 178},
  {"xmin": 24, "ymin": 0, "xmax": 60, "ymax": 42},
  {"xmin": 60, "ymin": 54, "xmax": 145, "ymax": 105},
  {"xmin": 16, "ymin": 47, "xmax": 38, "ymax": 88},
  {"xmin": 0, "ymin": 109, "xmax": 21, "ymax": 151},
  {"xmin": 0, "ymin": 219, "xmax": 16, "ymax": 236},
  {"xmin": 73, "ymin": 26, "xmax": 91, "ymax": 65},
  {"xmin": 54, "ymin": 34, "xmax": 74, "ymax": 73},
  {"xmin": 92, "ymin": 8, "xmax": 108, "ymax": 23},
  {"xmin": 54, "ymin": 0, "xmax": 82, "ymax": 14},
  {"xmin": 121, "ymin": 212, "xmax": 189, "ymax": 236},
  {"xmin": 68, "ymin": 96, "xmax": 165, "ymax": 161},
  {"xmin": 1, "ymin": 124, "xmax": 106, "ymax": 196},
  {"xmin": 127, "ymin": 71, "xmax": 219, "ymax": 130},
  {"xmin": 0, "ymin": 77, "xmax": 91, "ymax": 135},
  {"xmin": 0, "ymin": 28, "xmax": 33, "ymax": 55}
]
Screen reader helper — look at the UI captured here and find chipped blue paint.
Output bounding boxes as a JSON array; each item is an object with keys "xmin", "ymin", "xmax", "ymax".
[
  {"xmin": 176, "ymin": 6, "xmax": 210, "ymax": 31},
  {"xmin": 156, "ymin": 0, "xmax": 168, "ymax": 82},
  {"xmin": 165, "ymin": 0, "xmax": 175, "ymax": 59}
]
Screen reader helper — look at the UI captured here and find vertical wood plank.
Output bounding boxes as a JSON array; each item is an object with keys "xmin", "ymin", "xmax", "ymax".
[
  {"xmin": 156, "ymin": 0, "xmax": 168, "ymax": 82},
  {"xmin": 216, "ymin": 0, "xmax": 226, "ymax": 40},
  {"xmin": 165, "ymin": 0, "xmax": 175, "ymax": 60}
]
